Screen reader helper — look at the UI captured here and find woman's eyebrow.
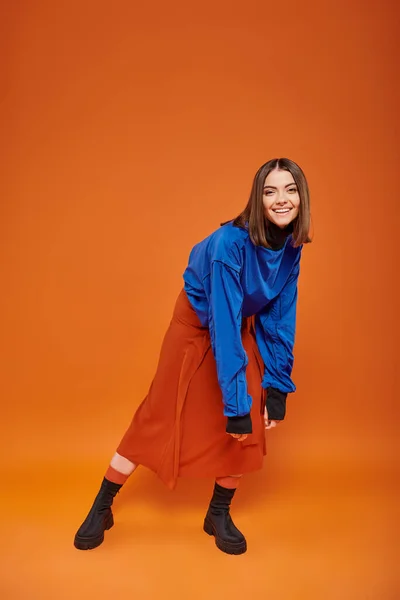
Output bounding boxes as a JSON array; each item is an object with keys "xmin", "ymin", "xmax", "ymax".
[{"xmin": 263, "ymin": 184, "xmax": 297, "ymax": 190}]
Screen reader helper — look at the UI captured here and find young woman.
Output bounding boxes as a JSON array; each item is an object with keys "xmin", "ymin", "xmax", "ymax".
[{"xmin": 74, "ymin": 157, "xmax": 311, "ymax": 556}]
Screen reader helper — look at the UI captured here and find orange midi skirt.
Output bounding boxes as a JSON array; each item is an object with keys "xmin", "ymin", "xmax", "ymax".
[{"xmin": 116, "ymin": 289, "xmax": 267, "ymax": 489}]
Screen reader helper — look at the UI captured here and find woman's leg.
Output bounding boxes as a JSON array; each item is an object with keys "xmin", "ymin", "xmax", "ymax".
[
  {"xmin": 215, "ymin": 474, "xmax": 242, "ymax": 489},
  {"xmin": 204, "ymin": 474, "xmax": 246, "ymax": 555},
  {"xmin": 74, "ymin": 453, "xmax": 138, "ymax": 551},
  {"xmin": 104, "ymin": 452, "xmax": 138, "ymax": 484}
]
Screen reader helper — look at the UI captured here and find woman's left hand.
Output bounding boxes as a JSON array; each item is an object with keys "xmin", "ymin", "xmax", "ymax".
[{"xmin": 264, "ymin": 407, "xmax": 280, "ymax": 429}]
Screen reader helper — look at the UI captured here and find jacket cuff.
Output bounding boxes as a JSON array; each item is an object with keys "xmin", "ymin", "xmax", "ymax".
[
  {"xmin": 226, "ymin": 414, "xmax": 252, "ymax": 434},
  {"xmin": 266, "ymin": 387, "xmax": 287, "ymax": 420}
]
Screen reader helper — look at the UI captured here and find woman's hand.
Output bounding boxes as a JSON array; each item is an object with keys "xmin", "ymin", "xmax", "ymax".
[
  {"xmin": 264, "ymin": 407, "xmax": 280, "ymax": 429},
  {"xmin": 229, "ymin": 433, "xmax": 248, "ymax": 442}
]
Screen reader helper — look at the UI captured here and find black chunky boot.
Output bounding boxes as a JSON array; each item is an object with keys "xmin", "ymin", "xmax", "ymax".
[
  {"xmin": 203, "ymin": 482, "xmax": 247, "ymax": 555},
  {"xmin": 74, "ymin": 478, "xmax": 122, "ymax": 550}
]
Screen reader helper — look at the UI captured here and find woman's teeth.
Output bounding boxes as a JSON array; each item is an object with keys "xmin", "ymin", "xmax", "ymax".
[{"xmin": 273, "ymin": 208, "xmax": 291, "ymax": 214}]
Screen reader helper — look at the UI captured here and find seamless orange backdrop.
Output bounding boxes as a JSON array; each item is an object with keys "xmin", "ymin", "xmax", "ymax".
[{"xmin": 1, "ymin": 1, "xmax": 399, "ymax": 599}]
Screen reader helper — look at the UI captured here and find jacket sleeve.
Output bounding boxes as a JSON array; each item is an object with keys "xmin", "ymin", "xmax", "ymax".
[
  {"xmin": 255, "ymin": 253, "xmax": 301, "ymax": 419},
  {"xmin": 208, "ymin": 260, "xmax": 252, "ymax": 429}
]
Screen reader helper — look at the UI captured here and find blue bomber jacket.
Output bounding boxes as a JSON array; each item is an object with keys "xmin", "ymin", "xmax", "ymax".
[{"xmin": 182, "ymin": 220, "xmax": 302, "ymax": 434}]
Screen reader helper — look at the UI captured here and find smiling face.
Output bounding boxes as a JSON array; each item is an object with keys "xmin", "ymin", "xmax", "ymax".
[{"xmin": 263, "ymin": 169, "xmax": 300, "ymax": 228}]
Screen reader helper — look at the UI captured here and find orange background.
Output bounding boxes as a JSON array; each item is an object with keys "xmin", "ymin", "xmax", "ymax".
[{"xmin": 1, "ymin": 1, "xmax": 399, "ymax": 598}]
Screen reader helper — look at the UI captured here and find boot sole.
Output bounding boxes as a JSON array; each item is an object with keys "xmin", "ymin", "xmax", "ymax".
[
  {"xmin": 74, "ymin": 513, "xmax": 114, "ymax": 550},
  {"xmin": 203, "ymin": 517, "xmax": 247, "ymax": 555}
]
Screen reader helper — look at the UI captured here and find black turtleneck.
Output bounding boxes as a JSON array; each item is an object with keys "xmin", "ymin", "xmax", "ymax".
[{"xmin": 265, "ymin": 219, "xmax": 294, "ymax": 250}]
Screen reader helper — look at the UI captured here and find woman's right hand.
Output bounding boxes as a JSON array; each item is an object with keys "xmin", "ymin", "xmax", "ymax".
[{"xmin": 229, "ymin": 433, "xmax": 248, "ymax": 442}]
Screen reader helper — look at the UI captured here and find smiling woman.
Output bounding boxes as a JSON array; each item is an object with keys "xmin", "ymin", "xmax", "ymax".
[
  {"xmin": 74, "ymin": 157, "xmax": 312, "ymax": 557},
  {"xmin": 231, "ymin": 158, "xmax": 311, "ymax": 249},
  {"xmin": 263, "ymin": 172, "xmax": 300, "ymax": 225}
]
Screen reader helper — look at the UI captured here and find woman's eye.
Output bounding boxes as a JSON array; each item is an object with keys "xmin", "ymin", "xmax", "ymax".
[{"xmin": 288, "ymin": 188, "xmax": 297, "ymax": 193}]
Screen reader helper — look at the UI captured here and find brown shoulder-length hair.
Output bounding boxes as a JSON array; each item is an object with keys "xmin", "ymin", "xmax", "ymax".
[{"xmin": 224, "ymin": 158, "xmax": 311, "ymax": 248}]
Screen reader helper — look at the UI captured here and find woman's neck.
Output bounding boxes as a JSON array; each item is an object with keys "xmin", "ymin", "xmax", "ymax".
[{"xmin": 265, "ymin": 219, "xmax": 294, "ymax": 250}]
